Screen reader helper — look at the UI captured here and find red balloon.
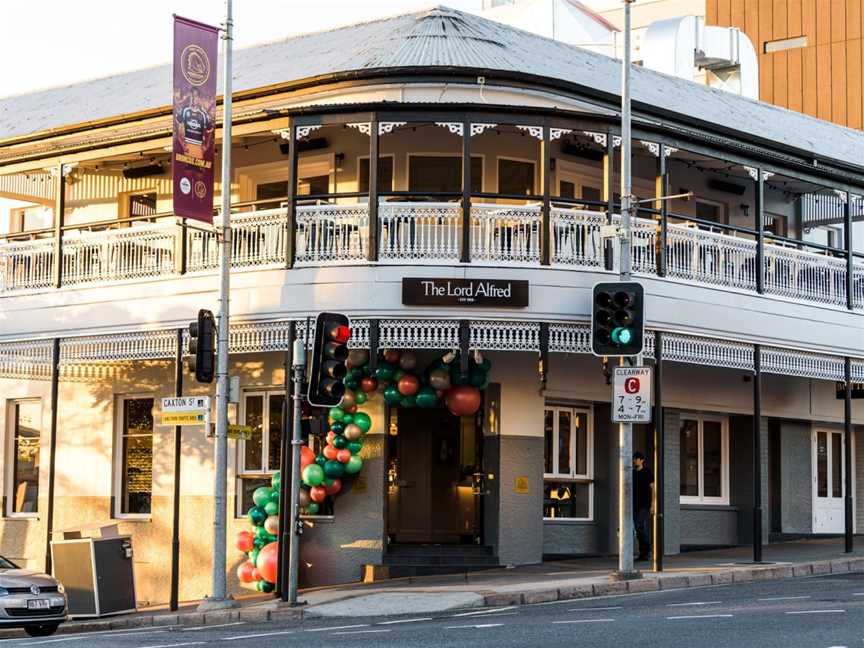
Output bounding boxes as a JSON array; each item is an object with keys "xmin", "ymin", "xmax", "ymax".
[
  {"xmin": 300, "ymin": 446, "xmax": 316, "ymax": 468},
  {"xmin": 360, "ymin": 376, "xmax": 378, "ymax": 393},
  {"xmin": 255, "ymin": 542, "xmax": 279, "ymax": 584},
  {"xmin": 251, "ymin": 567, "xmax": 261, "ymax": 582},
  {"xmin": 326, "ymin": 431, "xmax": 337, "ymax": 444},
  {"xmin": 336, "ymin": 448, "xmax": 352, "ymax": 463},
  {"xmin": 397, "ymin": 373, "xmax": 420, "ymax": 396},
  {"xmin": 324, "ymin": 478, "xmax": 342, "ymax": 496},
  {"xmin": 237, "ymin": 560, "xmax": 255, "ymax": 583},
  {"xmin": 445, "ymin": 385, "xmax": 482, "ymax": 416},
  {"xmin": 343, "ymin": 404, "xmax": 358, "ymax": 414},
  {"xmin": 383, "ymin": 349, "xmax": 400, "ymax": 364},
  {"xmin": 310, "ymin": 486, "xmax": 327, "ymax": 503},
  {"xmin": 323, "ymin": 444, "xmax": 339, "ymax": 460},
  {"xmin": 235, "ymin": 530, "xmax": 254, "ymax": 553}
]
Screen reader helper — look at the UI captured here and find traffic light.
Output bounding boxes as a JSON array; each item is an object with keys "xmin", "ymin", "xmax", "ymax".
[
  {"xmin": 591, "ymin": 282, "xmax": 644, "ymax": 357},
  {"xmin": 188, "ymin": 309, "xmax": 216, "ymax": 383},
  {"xmin": 308, "ymin": 312, "xmax": 351, "ymax": 407}
]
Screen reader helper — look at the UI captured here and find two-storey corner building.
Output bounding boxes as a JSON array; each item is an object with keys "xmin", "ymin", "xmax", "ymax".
[{"xmin": 0, "ymin": 7, "xmax": 862, "ymax": 606}]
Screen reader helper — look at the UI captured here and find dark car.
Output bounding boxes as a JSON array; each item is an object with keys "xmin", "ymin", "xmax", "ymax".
[{"xmin": 0, "ymin": 555, "xmax": 67, "ymax": 636}]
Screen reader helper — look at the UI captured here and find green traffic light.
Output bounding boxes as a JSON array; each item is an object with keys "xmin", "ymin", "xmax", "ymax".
[{"xmin": 611, "ymin": 327, "xmax": 632, "ymax": 345}]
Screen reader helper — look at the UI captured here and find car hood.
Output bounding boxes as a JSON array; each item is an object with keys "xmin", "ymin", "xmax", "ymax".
[{"xmin": 0, "ymin": 570, "xmax": 58, "ymax": 588}]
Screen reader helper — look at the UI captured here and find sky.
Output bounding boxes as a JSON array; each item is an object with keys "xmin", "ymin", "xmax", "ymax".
[{"xmin": 0, "ymin": 0, "xmax": 481, "ymax": 99}]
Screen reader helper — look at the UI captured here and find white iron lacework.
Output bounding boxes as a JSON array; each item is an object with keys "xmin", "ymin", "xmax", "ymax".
[
  {"xmin": 612, "ymin": 135, "xmax": 622, "ymax": 148},
  {"xmin": 295, "ymin": 125, "xmax": 322, "ymax": 140},
  {"xmin": 60, "ymin": 330, "xmax": 177, "ymax": 362},
  {"xmin": 642, "ymin": 330, "xmax": 656, "ymax": 360},
  {"xmin": 640, "ymin": 141, "xmax": 661, "ymax": 157},
  {"xmin": 0, "ymin": 339, "xmax": 53, "ymax": 380},
  {"xmin": 378, "ymin": 121, "xmax": 406, "ymax": 136},
  {"xmin": 470, "ymin": 123, "xmax": 497, "ymax": 136},
  {"xmin": 346, "ymin": 122, "xmax": 372, "ymax": 136},
  {"xmin": 294, "ymin": 204, "xmax": 369, "ymax": 265},
  {"xmin": 516, "ymin": 125, "xmax": 543, "ymax": 139},
  {"xmin": 434, "ymin": 122, "xmax": 464, "ymax": 137},
  {"xmin": 276, "ymin": 129, "xmax": 291, "ymax": 140},
  {"xmin": 470, "ymin": 321, "xmax": 540, "ymax": 351},
  {"xmin": 582, "ymin": 131, "xmax": 607, "ymax": 147},
  {"xmin": 832, "ymin": 189, "xmax": 848, "ymax": 203},
  {"xmin": 0, "ymin": 238, "xmax": 55, "ymax": 292},
  {"xmin": 661, "ymin": 333, "xmax": 754, "ymax": 371},
  {"xmin": 743, "ymin": 166, "xmax": 775, "ymax": 182},
  {"xmin": 378, "ymin": 202, "xmax": 461, "ymax": 262},
  {"xmin": 379, "ymin": 320, "xmax": 459, "ymax": 349},
  {"xmin": 550, "ymin": 128, "xmax": 573, "ymax": 141},
  {"xmin": 231, "ymin": 321, "xmax": 295, "ymax": 354},
  {"xmin": 548, "ymin": 323, "xmax": 592, "ymax": 353},
  {"xmin": 852, "ymin": 360, "xmax": 864, "ymax": 382},
  {"xmin": 760, "ymin": 347, "xmax": 845, "ymax": 381},
  {"xmin": 471, "ymin": 203, "xmax": 541, "ymax": 264},
  {"xmin": 187, "ymin": 207, "xmax": 287, "ymax": 272},
  {"xmin": 664, "ymin": 146, "xmax": 679, "ymax": 157}
]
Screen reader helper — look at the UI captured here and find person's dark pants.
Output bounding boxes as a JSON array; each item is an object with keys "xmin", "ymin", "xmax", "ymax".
[{"xmin": 634, "ymin": 507, "xmax": 652, "ymax": 559}]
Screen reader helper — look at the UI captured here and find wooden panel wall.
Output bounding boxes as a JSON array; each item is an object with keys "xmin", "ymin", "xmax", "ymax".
[{"xmin": 706, "ymin": 0, "xmax": 864, "ymax": 130}]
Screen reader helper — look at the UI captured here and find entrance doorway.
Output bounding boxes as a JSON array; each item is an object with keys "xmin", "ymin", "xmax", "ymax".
[
  {"xmin": 812, "ymin": 429, "xmax": 846, "ymax": 533},
  {"xmin": 387, "ymin": 407, "xmax": 482, "ymax": 544}
]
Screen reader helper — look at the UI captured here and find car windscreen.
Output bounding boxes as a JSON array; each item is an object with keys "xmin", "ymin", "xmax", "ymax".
[{"xmin": 0, "ymin": 556, "xmax": 19, "ymax": 569}]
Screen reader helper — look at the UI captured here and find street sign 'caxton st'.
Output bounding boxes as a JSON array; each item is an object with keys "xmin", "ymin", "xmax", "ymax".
[{"xmin": 402, "ymin": 278, "xmax": 529, "ymax": 307}]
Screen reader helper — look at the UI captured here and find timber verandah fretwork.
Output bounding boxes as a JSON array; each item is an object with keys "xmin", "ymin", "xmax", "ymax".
[
  {"xmin": 2, "ymin": 110, "xmax": 864, "ymax": 311},
  {"xmin": 3, "ymin": 319, "xmax": 864, "ymax": 385}
]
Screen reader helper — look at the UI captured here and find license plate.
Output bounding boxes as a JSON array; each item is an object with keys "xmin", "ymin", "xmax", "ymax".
[{"xmin": 27, "ymin": 599, "xmax": 50, "ymax": 610}]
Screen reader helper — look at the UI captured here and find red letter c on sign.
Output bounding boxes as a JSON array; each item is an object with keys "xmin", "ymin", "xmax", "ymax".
[{"xmin": 624, "ymin": 377, "xmax": 640, "ymax": 394}]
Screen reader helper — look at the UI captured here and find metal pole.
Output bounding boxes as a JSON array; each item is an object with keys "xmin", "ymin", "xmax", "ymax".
[
  {"xmin": 44, "ymin": 339, "xmax": 61, "ymax": 574},
  {"xmin": 652, "ymin": 331, "xmax": 664, "ymax": 572},
  {"xmin": 170, "ymin": 328, "xmax": 184, "ymax": 611},
  {"xmin": 844, "ymin": 357, "xmax": 854, "ymax": 553},
  {"xmin": 753, "ymin": 344, "xmax": 763, "ymax": 563},
  {"xmin": 202, "ymin": 0, "xmax": 234, "ymax": 609},
  {"xmin": 287, "ymin": 339, "xmax": 307, "ymax": 605},
  {"xmin": 277, "ymin": 324, "xmax": 296, "ymax": 600}
]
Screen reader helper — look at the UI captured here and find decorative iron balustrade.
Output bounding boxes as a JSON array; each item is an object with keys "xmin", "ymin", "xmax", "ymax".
[
  {"xmin": 188, "ymin": 207, "xmax": 287, "ymax": 272},
  {"xmin": 470, "ymin": 203, "xmax": 541, "ymax": 265},
  {"xmin": 378, "ymin": 201, "xmax": 461, "ymax": 262},
  {"xmin": 665, "ymin": 224, "xmax": 758, "ymax": 291},
  {"xmin": 763, "ymin": 242, "xmax": 848, "ymax": 307},
  {"xmin": 550, "ymin": 207, "xmax": 605, "ymax": 267},
  {"xmin": 294, "ymin": 204, "xmax": 368, "ymax": 265},
  {"xmin": 0, "ymin": 237, "xmax": 54, "ymax": 292}
]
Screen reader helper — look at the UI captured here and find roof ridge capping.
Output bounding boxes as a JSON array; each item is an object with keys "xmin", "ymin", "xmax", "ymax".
[{"xmin": 410, "ymin": 6, "xmax": 507, "ymax": 47}]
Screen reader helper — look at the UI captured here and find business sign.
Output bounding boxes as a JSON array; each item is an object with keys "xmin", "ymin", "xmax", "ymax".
[
  {"xmin": 162, "ymin": 396, "xmax": 210, "ymax": 412},
  {"xmin": 228, "ymin": 425, "xmax": 253, "ymax": 440},
  {"xmin": 402, "ymin": 278, "xmax": 529, "ymax": 307},
  {"xmin": 612, "ymin": 367, "xmax": 652, "ymax": 423},
  {"xmin": 161, "ymin": 412, "xmax": 207, "ymax": 426},
  {"xmin": 172, "ymin": 15, "xmax": 218, "ymax": 223}
]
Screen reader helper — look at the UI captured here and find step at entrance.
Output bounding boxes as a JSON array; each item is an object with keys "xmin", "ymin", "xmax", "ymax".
[{"xmin": 382, "ymin": 544, "xmax": 500, "ymax": 578}]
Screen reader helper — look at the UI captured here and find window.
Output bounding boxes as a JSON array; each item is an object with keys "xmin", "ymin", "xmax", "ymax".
[
  {"xmin": 116, "ymin": 397, "xmax": 154, "ymax": 517},
  {"xmin": 255, "ymin": 180, "xmax": 288, "ymax": 210},
  {"xmin": 498, "ymin": 158, "xmax": 535, "ymax": 195},
  {"xmin": 11, "ymin": 206, "xmax": 52, "ymax": 234},
  {"xmin": 696, "ymin": 199, "xmax": 726, "ymax": 224},
  {"xmin": 543, "ymin": 406, "xmax": 592, "ymax": 520},
  {"xmin": 407, "ymin": 155, "xmax": 482, "ymax": 193},
  {"xmin": 358, "ymin": 156, "xmax": 395, "ymax": 193},
  {"xmin": 7, "ymin": 400, "xmax": 41, "ymax": 515},
  {"xmin": 129, "ymin": 192, "xmax": 157, "ymax": 218},
  {"xmin": 679, "ymin": 415, "xmax": 729, "ymax": 505},
  {"xmin": 237, "ymin": 391, "xmax": 285, "ymax": 514}
]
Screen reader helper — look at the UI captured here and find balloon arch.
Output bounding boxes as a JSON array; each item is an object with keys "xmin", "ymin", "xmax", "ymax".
[{"xmin": 234, "ymin": 349, "xmax": 491, "ymax": 591}]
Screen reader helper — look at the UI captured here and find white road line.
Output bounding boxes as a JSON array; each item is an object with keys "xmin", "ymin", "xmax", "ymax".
[
  {"xmin": 445, "ymin": 623, "xmax": 505, "ymax": 629},
  {"xmin": 137, "ymin": 643, "xmax": 206, "ymax": 648},
  {"xmin": 785, "ymin": 610, "xmax": 845, "ymax": 615},
  {"xmin": 461, "ymin": 612, "xmax": 518, "ymax": 619},
  {"xmin": 667, "ymin": 614, "xmax": 734, "ymax": 620},
  {"xmin": 567, "ymin": 606, "xmax": 623, "ymax": 612},
  {"xmin": 183, "ymin": 622, "xmax": 245, "ymax": 631},
  {"xmin": 853, "ymin": 593, "xmax": 864, "ymax": 596},
  {"xmin": 9, "ymin": 629, "xmax": 168, "ymax": 645},
  {"xmin": 667, "ymin": 601, "xmax": 721, "ymax": 607},
  {"xmin": 758, "ymin": 596, "xmax": 811, "ymax": 602},
  {"xmin": 223, "ymin": 631, "xmax": 295, "ymax": 640},
  {"xmin": 451, "ymin": 606, "xmax": 517, "ymax": 617},
  {"xmin": 333, "ymin": 630, "xmax": 391, "ymax": 636},
  {"xmin": 552, "ymin": 619, "xmax": 615, "ymax": 625},
  {"xmin": 304, "ymin": 624, "xmax": 369, "ymax": 632},
  {"xmin": 377, "ymin": 617, "xmax": 432, "ymax": 625}
]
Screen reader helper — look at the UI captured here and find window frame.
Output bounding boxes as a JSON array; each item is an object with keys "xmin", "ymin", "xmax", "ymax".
[
  {"xmin": 5, "ymin": 398, "xmax": 42, "ymax": 519},
  {"xmin": 356, "ymin": 154, "xmax": 396, "ymax": 196},
  {"xmin": 679, "ymin": 414, "xmax": 730, "ymax": 506},
  {"xmin": 543, "ymin": 404, "xmax": 594, "ymax": 521},
  {"xmin": 405, "ymin": 153, "xmax": 485, "ymax": 194},
  {"xmin": 113, "ymin": 394, "xmax": 156, "ymax": 520},
  {"xmin": 238, "ymin": 389, "xmax": 285, "ymax": 477},
  {"xmin": 496, "ymin": 155, "xmax": 538, "ymax": 196}
]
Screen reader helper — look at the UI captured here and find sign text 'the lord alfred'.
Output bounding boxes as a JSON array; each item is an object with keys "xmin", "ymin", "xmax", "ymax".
[{"xmin": 402, "ymin": 278, "xmax": 529, "ymax": 307}]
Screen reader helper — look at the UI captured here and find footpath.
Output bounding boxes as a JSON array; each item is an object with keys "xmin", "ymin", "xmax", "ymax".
[{"xmin": 5, "ymin": 538, "xmax": 863, "ymax": 638}]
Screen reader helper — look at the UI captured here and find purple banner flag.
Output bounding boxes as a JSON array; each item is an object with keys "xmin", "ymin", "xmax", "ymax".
[{"xmin": 173, "ymin": 15, "xmax": 218, "ymax": 223}]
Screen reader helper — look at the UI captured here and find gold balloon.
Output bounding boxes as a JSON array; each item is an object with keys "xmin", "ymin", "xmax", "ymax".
[
  {"xmin": 348, "ymin": 349, "xmax": 370, "ymax": 367},
  {"xmin": 344, "ymin": 423, "xmax": 363, "ymax": 441},
  {"xmin": 340, "ymin": 390, "xmax": 357, "ymax": 409}
]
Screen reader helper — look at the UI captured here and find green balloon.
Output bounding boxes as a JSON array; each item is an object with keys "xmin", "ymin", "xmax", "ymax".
[
  {"xmin": 270, "ymin": 471, "xmax": 281, "ymax": 491},
  {"xmin": 315, "ymin": 454, "xmax": 327, "ymax": 468},
  {"xmin": 351, "ymin": 367, "xmax": 364, "ymax": 379},
  {"xmin": 323, "ymin": 477, "xmax": 335, "ymax": 488},
  {"xmin": 302, "ymin": 463, "xmax": 325, "ymax": 487},
  {"xmin": 451, "ymin": 371, "xmax": 469, "ymax": 386},
  {"xmin": 347, "ymin": 440, "xmax": 363, "ymax": 454},
  {"xmin": 375, "ymin": 363, "xmax": 394, "ymax": 381},
  {"xmin": 345, "ymin": 455, "xmax": 363, "ymax": 474},
  {"xmin": 342, "ymin": 413, "xmax": 354, "ymax": 424},
  {"xmin": 415, "ymin": 386, "xmax": 438, "ymax": 408},
  {"xmin": 252, "ymin": 486, "xmax": 272, "ymax": 508},
  {"xmin": 248, "ymin": 506, "xmax": 267, "ymax": 526},
  {"xmin": 306, "ymin": 502, "xmax": 320, "ymax": 515},
  {"xmin": 259, "ymin": 580, "xmax": 275, "ymax": 593},
  {"xmin": 480, "ymin": 358, "xmax": 492, "ymax": 371},
  {"xmin": 255, "ymin": 580, "xmax": 265, "ymax": 592},
  {"xmin": 400, "ymin": 395, "xmax": 417, "ymax": 408},
  {"xmin": 329, "ymin": 407, "xmax": 345, "ymax": 421},
  {"xmin": 332, "ymin": 434, "xmax": 348, "ymax": 449},
  {"xmin": 255, "ymin": 525, "xmax": 270, "ymax": 541},
  {"xmin": 264, "ymin": 500, "xmax": 279, "ymax": 516},
  {"xmin": 324, "ymin": 460, "xmax": 345, "ymax": 478},
  {"xmin": 344, "ymin": 377, "xmax": 358, "ymax": 390},
  {"xmin": 269, "ymin": 488, "xmax": 281, "ymax": 503},
  {"xmin": 383, "ymin": 384, "xmax": 401, "ymax": 405},
  {"xmin": 250, "ymin": 548, "xmax": 260, "ymax": 565},
  {"xmin": 253, "ymin": 537, "xmax": 265, "ymax": 549},
  {"xmin": 393, "ymin": 369, "xmax": 405, "ymax": 381},
  {"xmin": 470, "ymin": 367, "xmax": 487, "ymax": 387},
  {"xmin": 355, "ymin": 391, "xmax": 367, "ymax": 405},
  {"xmin": 330, "ymin": 421, "xmax": 345, "ymax": 434},
  {"xmin": 352, "ymin": 411, "xmax": 372, "ymax": 433}
]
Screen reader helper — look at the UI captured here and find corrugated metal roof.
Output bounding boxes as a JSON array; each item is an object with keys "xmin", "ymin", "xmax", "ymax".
[{"xmin": 1, "ymin": 6, "xmax": 863, "ymax": 168}]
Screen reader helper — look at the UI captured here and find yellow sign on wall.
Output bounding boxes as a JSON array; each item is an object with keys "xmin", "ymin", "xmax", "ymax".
[
  {"xmin": 161, "ymin": 412, "xmax": 206, "ymax": 426},
  {"xmin": 227, "ymin": 425, "xmax": 253, "ymax": 440},
  {"xmin": 515, "ymin": 476, "xmax": 529, "ymax": 494}
]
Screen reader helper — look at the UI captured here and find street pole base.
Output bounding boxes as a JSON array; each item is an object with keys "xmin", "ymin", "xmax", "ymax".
[
  {"xmin": 197, "ymin": 596, "xmax": 240, "ymax": 612},
  {"xmin": 609, "ymin": 569, "xmax": 642, "ymax": 581}
]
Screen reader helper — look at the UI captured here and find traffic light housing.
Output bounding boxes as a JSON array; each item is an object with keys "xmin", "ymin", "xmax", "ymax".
[
  {"xmin": 188, "ymin": 309, "xmax": 215, "ymax": 383},
  {"xmin": 591, "ymin": 282, "xmax": 644, "ymax": 357},
  {"xmin": 308, "ymin": 312, "xmax": 351, "ymax": 407}
]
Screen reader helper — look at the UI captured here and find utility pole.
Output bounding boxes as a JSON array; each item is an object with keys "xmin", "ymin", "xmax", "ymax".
[
  {"xmin": 287, "ymin": 339, "xmax": 307, "ymax": 605},
  {"xmin": 200, "ymin": 0, "xmax": 236, "ymax": 611}
]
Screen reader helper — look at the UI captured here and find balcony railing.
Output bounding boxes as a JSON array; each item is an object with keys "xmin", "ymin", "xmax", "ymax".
[{"xmin": 2, "ymin": 201, "xmax": 862, "ymax": 313}]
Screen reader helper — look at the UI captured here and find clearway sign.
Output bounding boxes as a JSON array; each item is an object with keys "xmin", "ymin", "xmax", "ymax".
[{"xmin": 612, "ymin": 367, "xmax": 652, "ymax": 423}]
